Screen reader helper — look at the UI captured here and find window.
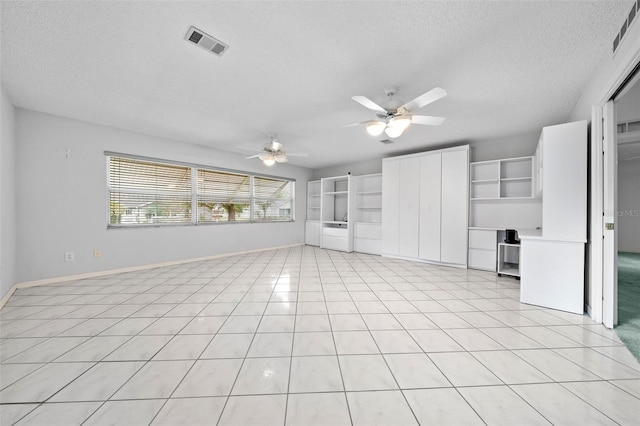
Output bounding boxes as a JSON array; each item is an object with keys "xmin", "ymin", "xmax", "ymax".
[
  {"xmin": 107, "ymin": 154, "xmax": 295, "ymax": 227},
  {"xmin": 253, "ymin": 176, "xmax": 294, "ymax": 222},
  {"xmin": 197, "ymin": 169, "xmax": 251, "ymax": 223},
  {"xmin": 108, "ymin": 157, "xmax": 192, "ymax": 225}
]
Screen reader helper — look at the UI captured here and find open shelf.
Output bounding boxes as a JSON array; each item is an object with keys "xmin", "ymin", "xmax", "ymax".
[
  {"xmin": 470, "ymin": 156, "xmax": 534, "ymax": 201},
  {"xmin": 353, "ymin": 173, "xmax": 382, "ymax": 255}
]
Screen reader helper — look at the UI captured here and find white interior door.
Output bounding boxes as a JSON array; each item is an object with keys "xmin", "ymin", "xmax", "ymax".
[
  {"xmin": 381, "ymin": 160, "xmax": 400, "ymax": 256},
  {"xmin": 419, "ymin": 153, "xmax": 442, "ymax": 262},
  {"xmin": 441, "ymin": 149, "xmax": 469, "ymax": 265},
  {"xmin": 603, "ymin": 100, "xmax": 618, "ymax": 328}
]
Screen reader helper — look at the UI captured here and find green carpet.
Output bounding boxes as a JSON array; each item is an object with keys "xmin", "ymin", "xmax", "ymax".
[{"xmin": 616, "ymin": 252, "xmax": 640, "ymax": 362}]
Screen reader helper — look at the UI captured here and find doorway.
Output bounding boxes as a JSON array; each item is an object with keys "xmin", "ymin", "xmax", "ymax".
[{"xmin": 613, "ymin": 77, "xmax": 640, "ymax": 359}]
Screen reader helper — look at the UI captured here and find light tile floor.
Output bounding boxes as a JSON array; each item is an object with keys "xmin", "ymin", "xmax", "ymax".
[{"xmin": 1, "ymin": 246, "xmax": 639, "ymax": 425}]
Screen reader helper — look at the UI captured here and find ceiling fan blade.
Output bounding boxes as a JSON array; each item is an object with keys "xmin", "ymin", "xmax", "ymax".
[
  {"xmin": 237, "ymin": 145, "xmax": 262, "ymax": 152},
  {"xmin": 245, "ymin": 154, "xmax": 260, "ymax": 159},
  {"xmin": 401, "ymin": 87, "xmax": 447, "ymax": 112},
  {"xmin": 411, "ymin": 115, "xmax": 446, "ymax": 126},
  {"xmin": 344, "ymin": 121, "xmax": 372, "ymax": 128},
  {"xmin": 351, "ymin": 96, "xmax": 387, "ymax": 113}
]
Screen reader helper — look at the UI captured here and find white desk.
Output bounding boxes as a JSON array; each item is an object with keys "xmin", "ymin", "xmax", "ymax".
[
  {"xmin": 468, "ymin": 227, "xmax": 537, "ymax": 273},
  {"xmin": 520, "ymin": 231, "xmax": 585, "ymax": 314}
]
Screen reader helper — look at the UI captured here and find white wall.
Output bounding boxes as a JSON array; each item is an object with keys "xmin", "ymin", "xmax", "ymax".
[
  {"xmin": 15, "ymin": 109, "xmax": 312, "ymax": 283},
  {"xmin": 311, "ymin": 132, "xmax": 538, "ymax": 181},
  {"xmin": 570, "ymin": 19, "xmax": 640, "ymax": 122},
  {"xmin": 618, "ymin": 159, "xmax": 640, "ymax": 253},
  {"xmin": 1, "ymin": 86, "xmax": 17, "ymax": 299},
  {"xmin": 312, "ymin": 158, "xmax": 382, "ymax": 181},
  {"xmin": 469, "ymin": 132, "xmax": 539, "ymax": 162}
]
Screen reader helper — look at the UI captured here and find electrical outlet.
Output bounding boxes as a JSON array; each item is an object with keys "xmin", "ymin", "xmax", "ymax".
[
  {"xmin": 93, "ymin": 249, "xmax": 102, "ymax": 259},
  {"xmin": 64, "ymin": 252, "xmax": 75, "ymax": 262}
]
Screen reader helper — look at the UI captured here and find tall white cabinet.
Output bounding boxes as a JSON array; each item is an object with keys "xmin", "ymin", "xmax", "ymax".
[
  {"xmin": 382, "ymin": 146, "xmax": 469, "ymax": 267},
  {"xmin": 305, "ymin": 180, "xmax": 321, "ymax": 246},
  {"xmin": 353, "ymin": 173, "xmax": 382, "ymax": 255},
  {"xmin": 320, "ymin": 175, "xmax": 354, "ymax": 252},
  {"xmin": 520, "ymin": 121, "xmax": 587, "ymax": 314}
]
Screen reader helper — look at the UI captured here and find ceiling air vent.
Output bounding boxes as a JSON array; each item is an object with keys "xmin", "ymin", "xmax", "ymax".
[
  {"xmin": 185, "ymin": 26, "xmax": 229, "ymax": 57},
  {"xmin": 613, "ymin": 2, "xmax": 639, "ymax": 53},
  {"xmin": 380, "ymin": 139, "xmax": 394, "ymax": 144}
]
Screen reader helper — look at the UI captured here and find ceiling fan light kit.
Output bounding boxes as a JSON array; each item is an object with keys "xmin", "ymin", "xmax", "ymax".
[
  {"xmin": 366, "ymin": 121, "xmax": 386, "ymax": 136},
  {"xmin": 244, "ymin": 134, "xmax": 308, "ymax": 166},
  {"xmin": 384, "ymin": 125, "xmax": 404, "ymax": 139},
  {"xmin": 350, "ymin": 87, "xmax": 447, "ymax": 139}
]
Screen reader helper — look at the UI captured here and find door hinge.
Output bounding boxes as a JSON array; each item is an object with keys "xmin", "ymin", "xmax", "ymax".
[{"xmin": 605, "ymin": 223, "xmax": 614, "ymax": 230}]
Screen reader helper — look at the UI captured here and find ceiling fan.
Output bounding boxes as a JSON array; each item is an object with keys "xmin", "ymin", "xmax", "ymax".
[
  {"xmin": 244, "ymin": 135, "xmax": 308, "ymax": 166},
  {"xmin": 348, "ymin": 86, "xmax": 447, "ymax": 138}
]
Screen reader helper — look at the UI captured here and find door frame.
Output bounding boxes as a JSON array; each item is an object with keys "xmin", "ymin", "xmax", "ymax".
[{"xmin": 591, "ymin": 45, "xmax": 640, "ymax": 327}]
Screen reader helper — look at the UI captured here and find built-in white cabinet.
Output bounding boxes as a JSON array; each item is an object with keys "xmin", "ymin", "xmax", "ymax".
[
  {"xmin": 520, "ymin": 120, "xmax": 587, "ymax": 314},
  {"xmin": 320, "ymin": 175, "xmax": 354, "ymax": 252},
  {"xmin": 305, "ymin": 221, "xmax": 321, "ymax": 246},
  {"xmin": 305, "ymin": 180, "xmax": 321, "ymax": 246},
  {"xmin": 470, "ymin": 156, "xmax": 534, "ymax": 200},
  {"xmin": 468, "ymin": 228, "xmax": 498, "ymax": 271},
  {"xmin": 383, "ymin": 146, "xmax": 469, "ymax": 267},
  {"xmin": 467, "ymin": 154, "xmax": 542, "ymax": 272},
  {"xmin": 441, "ymin": 149, "xmax": 469, "ymax": 265},
  {"xmin": 353, "ymin": 173, "xmax": 382, "ymax": 255}
]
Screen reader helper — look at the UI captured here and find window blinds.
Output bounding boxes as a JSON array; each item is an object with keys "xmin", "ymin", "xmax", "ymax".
[
  {"xmin": 107, "ymin": 154, "xmax": 294, "ymax": 226},
  {"xmin": 108, "ymin": 157, "xmax": 192, "ymax": 225}
]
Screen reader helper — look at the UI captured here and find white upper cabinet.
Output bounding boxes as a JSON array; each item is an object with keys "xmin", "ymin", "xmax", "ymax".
[
  {"xmin": 441, "ymin": 149, "xmax": 469, "ymax": 265},
  {"xmin": 418, "ymin": 154, "xmax": 442, "ymax": 261},
  {"xmin": 382, "ymin": 145, "xmax": 469, "ymax": 267},
  {"xmin": 381, "ymin": 160, "xmax": 400, "ymax": 256},
  {"xmin": 539, "ymin": 121, "xmax": 587, "ymax": 241},
  {"xmin": 398, "ymin": 158, "xmax": 421, "ymax": 258}
]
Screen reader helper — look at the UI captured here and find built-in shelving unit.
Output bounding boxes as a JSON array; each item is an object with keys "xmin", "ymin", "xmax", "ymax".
[
  {"xmin": 353, "ymin": 173, "xmax": 382, "ymax": 255},
  {"xmin": 305, "ymin": 180, "xmax": 321, "ymax": 246},
  {"xmin": 321, "ymin": 175, "xmax": 354, "ymax": 252},
  {"xmin": 470, "ymin": 156, "xmax": 534, "ymax": 200},
  {"xmin": 497, "ymin": 242, "xmax": 521, "ymax": 278},
  {"xmin": 468, "ymin": 155, "xmax": 541, "ymax": 272}
]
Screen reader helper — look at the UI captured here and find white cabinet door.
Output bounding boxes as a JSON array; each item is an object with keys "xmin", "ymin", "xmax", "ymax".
[
  {"xmin": 521, "ymin": 239, "xmax": 585, "ymax": 314},
  {"xmin": 398, "ymin": 157, "xmax": 420, "ymax": 258},
  {"xmin": 419, "ymin": 153, "xmax": 442, "ymax": 262},
  {"xmin": 441, "ymin": 149, "xmax": 468, "ymax": 265},
  {"xmin": 541, "ymin": 121, "xmax": 587, "ymax": 241},
  {"xmin": 381, "ymin": 160, "xmax": 400, "ymax": 256},
  {"xmin": 305, "ymin": 221, "xmax": 321, "ymax": 246}
]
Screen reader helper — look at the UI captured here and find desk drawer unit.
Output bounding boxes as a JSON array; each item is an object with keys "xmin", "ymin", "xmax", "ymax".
[{"xmin": 468, "ymin": 229, "xmax": 497, "ymax": 271}]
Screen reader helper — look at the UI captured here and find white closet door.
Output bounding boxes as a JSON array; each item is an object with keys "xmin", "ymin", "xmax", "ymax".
[
  {"xmin": 440, "ymin": 149, "xmax": 468, "ymax": 265},
  {"xmin": 381, "ymin": 160, "xmax": 400, "ymax": 256},
  {"xmin": 419, "ymin": 153, "xmax": 442, "ymax": 262},
  {"xmin": 398, "ymin": 157, "xmax": 420, "ymax": 258}
]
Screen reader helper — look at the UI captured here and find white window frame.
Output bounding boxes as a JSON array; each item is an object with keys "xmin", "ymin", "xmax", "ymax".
[{"xmin": 106, "ymin": 152, "xmax": 295, "ymax": 228}]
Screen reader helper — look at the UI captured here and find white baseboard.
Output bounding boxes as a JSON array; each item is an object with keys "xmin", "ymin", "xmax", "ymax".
[{"xmin": 0, "ymin": 243, "xmax": 303, "ymax": 310}]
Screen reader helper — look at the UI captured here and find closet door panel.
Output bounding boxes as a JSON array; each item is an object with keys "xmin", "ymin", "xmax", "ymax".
[
  {"xmin": 381, "ymin": 160, "xmax": 400, "ymax": 256},
  {"xmin": 398, "ymin": 158, "xmax": 420, "ymax": 258},
  {"xmin": 419, "ymin": 153, "xmax": 442, "ymax": 262},
  {"xmin": 441, "ymin": 149, "xmax": 468, "ymax": 265}
]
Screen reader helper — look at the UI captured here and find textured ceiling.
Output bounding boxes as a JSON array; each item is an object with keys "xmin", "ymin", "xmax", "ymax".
[{"xmin": 0, "ymin": 1, "xmax": 633, "ymax": 169}]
